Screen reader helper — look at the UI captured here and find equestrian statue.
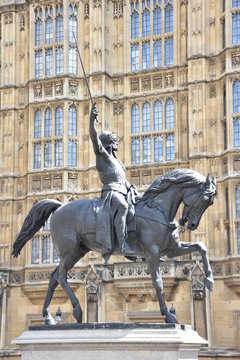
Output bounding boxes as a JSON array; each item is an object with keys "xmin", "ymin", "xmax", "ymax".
[{"xmin": 12, "ymin": 103, "xmax": 217, "ymax": 325}]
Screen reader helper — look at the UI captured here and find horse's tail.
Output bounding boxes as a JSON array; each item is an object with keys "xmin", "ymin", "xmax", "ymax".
[{"xmin": 12, "ymin": 199, "xmax": 63, "ymax": 258}]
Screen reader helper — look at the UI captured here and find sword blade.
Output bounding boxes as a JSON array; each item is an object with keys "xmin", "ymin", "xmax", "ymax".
[{"xmin": 73, "ymin": 32, "xmax": 94, "ymax": 106}]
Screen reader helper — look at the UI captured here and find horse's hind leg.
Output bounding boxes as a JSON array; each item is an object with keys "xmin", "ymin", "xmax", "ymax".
[
  {"xmin": 42, "ymin": 267, "xmax": 59, "ymax": 324},
  {"xmin": 169, "ymin": 241, "xmax": 214, "ymax": 291},
  {"xmin": 55, "ymin": 252, "xmax": 85, "ymax": 323}
]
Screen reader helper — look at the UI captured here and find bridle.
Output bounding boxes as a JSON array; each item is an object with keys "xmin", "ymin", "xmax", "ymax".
[{"xmin": 180, "ymin": 190, "xmax": 206, "ymax": 226}]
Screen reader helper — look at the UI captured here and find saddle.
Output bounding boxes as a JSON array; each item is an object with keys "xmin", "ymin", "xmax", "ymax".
[{"xmin": 82, "ymin": 197, "xmax": 137, "ymax": 256}]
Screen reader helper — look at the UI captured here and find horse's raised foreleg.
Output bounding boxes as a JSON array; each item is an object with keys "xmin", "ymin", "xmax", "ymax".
[
  {"xmin": 169, "ymin": 241, "xmax": 214, "ymax": 291},
  {"xmin": 146, "ymin": 249, "xmax": 178, "ymax": 324},
  {"xmin": 42, "ymin": 267, "xmax": 59, "ymax": 324}
]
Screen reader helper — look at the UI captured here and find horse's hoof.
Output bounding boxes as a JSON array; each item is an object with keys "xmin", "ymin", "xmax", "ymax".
[
  {"xmin": 45, "ymin": 313, "xmax": 56, "ymax": 325},
  {"xmin": 165, "ymin": 312, "xmax": 179, "ymax": 324},
  {"xmin": 204, "ymin": 276, "xmax": 214, "ymax": 292},
  {"xmin": 73, "ymin": 305, "xmax": 82, "ymax": 323}
]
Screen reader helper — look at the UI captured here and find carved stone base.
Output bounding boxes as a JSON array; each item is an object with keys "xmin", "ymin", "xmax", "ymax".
[{"xmin": 13, "ymin": 323, "xmax": 207, "ymax": 360}]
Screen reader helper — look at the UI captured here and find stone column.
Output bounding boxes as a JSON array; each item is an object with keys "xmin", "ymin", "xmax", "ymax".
[{"xmin": 0, "ymin": 271, "xmax": 9, "ymax": 350}]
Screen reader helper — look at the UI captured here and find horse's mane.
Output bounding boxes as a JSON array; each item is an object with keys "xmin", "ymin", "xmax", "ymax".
[{"xmin": 139, "ymin": 169, "xmax": 213, "ymax": 204}]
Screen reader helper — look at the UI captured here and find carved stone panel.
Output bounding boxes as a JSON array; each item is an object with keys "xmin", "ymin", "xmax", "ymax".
[
  {"xmin": 53, "ymin": 174, "xmax": 62, "ymax": 190},
  {"xmin": 34, "ymin": 84, "xmax": 42, "ymax": 98},
  {"xmin": 32, "ymin": 175, "xmax": 41, "ymax": 192},
  {"xmin": 55, "ymin": 81, "xmax": 63, "ymax": 96},
  {"xmin": 232, "ymin": 53, "xmax": 240, "ymax": 68},
  {"xmin": 153, "ymin": 75, "xmax": 162, "ymax": 89},
  {"xmin": 130, "ymin": 78, "xmax": 139, "ymax": 92},
  {"xmin": 142, "ymin": 76, "xmax": 151, "ymax": 91}
]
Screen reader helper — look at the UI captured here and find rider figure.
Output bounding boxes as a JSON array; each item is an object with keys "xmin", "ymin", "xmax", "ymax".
[{"xmin": 90, "ymin": 103, "xmax": 134, "ymax": 255}]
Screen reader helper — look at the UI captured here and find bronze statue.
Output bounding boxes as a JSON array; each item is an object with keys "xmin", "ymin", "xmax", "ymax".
[
  {"xmin": 12, "ymin": 167, "xmax": 216, "ymax": 325},
  {"xmin": 90, "ymin": 104, "xmax": 137, "ymax": 260}
]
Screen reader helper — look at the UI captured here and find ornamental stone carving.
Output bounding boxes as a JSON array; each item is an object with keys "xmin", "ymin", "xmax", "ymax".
[
  {"xmin": 165, "ymin": 72, "xmax": 174, "ymax": 88},
  {"xmin": 153, "ymin": 74, "xmax": 162, "ymax": 89},
  {"xmin": 113, "ymin": 102, "xmax": 124, "ymax": 115},
  {"xmin": 84, "ymin": 266, "xmax": 102, "ymax": 302},
  {"xmin": 130, "ymin": 78, "xmax": 139, "ymax": 92},
  {"xmin": 190, "ymin": 263, "xmax": 205, "ymax": 301},
  {"xmin": 55, "ymin": 81, "xmax": 63, "ymax": 96},
  {"xmin": 69, "ymin": 80, "xmax": 78, "ymax": 95},
  {"xmin": 93, "ymin": 0, "xmax": 102, "ymax": 8},
  {"xmin": 232, "ymin": 53, "xmax": 240, "ymax": 68},
  {"xmin": 142, "ymin": 76, "xmax": 151, "ymax": 91},
  {"xmin": 4, "ymin": 13, "xmax": 13, "ymax": 25},
  {"xmin": 44, "ymin": 83, "xmax": 53, "ymax": 97},
  {"xmin": 34, "ymin": 84, "xmax": 42, "ymax": 98},
  {"xmin": 209, "ymin": 85, "xmax": 216, "ymax": 98}
]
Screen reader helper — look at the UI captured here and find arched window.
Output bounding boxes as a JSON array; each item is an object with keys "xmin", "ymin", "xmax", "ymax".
[
  {"xmin": 69, "ymin": 46, "xmax": 77, "ymax": 74},
  {"xmin": 165, "ymin": 5, "xmax": 173, "ymax": 33},
  {"xmin": 233, "ymin": 80, "xmax": 240, "ymax": 113},
  {"xmin": 165, "ymin": 37, "xmax": 173, "ymax": 65},
  {"xmin": 35, "ymin": 19, "xmax": 42, "ymax": 45},
  {"xmin": 32, "ymin": 237, "xmax": 40, "ymax": 264},
  {"xmin": 154, "ymin": 100, "xmax": 162, "ymax": 130},
  {"xmin": 153, "ymin": 7, "xmax": 162, "ymax": 35},
  {"xmin": 234, "ymin": 118, "xmax": 240, "ymax": 147},
  {"xmin": 142, "ymin": 10, "xmax": 150, "ymax": 37},
  {"xmin": 233, "ymin": 0, "xmax": 240, "ymax": 7},
  {"xmin": 68, "ymin": 106, "xmax": 77, "ymax": 136},
  {"xmin": 233, "ymin": 13, "xmax": 240, "ymax": 44},
  {"xmin": 69, "ymin": 5, "xmax": 77, "ymax": 42},
  {"xmin": 44, "ymin": 141, "xmax": 52, "ymax": 168},
  {"xmin": 34, "ymin": 109, "xmax": 42, "ymax": 138},
  {"xmin": 131, "ymin": 44, "xmax": 139, "ymax": 71},
  {"xmin": 35, "ymin": 50, "xmax": 42, "ymax": 78},
  {"xmin": 42, "ymin": 236, "xmax": 50, "ymax": 263},
  {"xmin": 55, "ymin": 140, "xmax": 63, "ymax": 167},
  {"xmin": 68, "ymin": 140, "xmax": 77, "ymax": 166},
  {"xmin": 142, "ymin": 42, "xmax": 150, "ymax": 70},
  {"xmin": 166, "ymin": 134, "xmax": 174, "ymax": 161},
  {"xmin": 236, "ymin": 184, "xmax": 240, "ymax": 217},
  {"xmin": 56, "ymin": 47, "xmax": 63, "ymax": 74},
  {"xmin": 131, "ymin": 12, "xmax": 139, "ymax": 39},
  {"xmin": 44, "ymin": 108, "xmax": 52, "ymax": 137},
  {"xmin": 55, "ymin": 107, "xmax": 63, "ymax": 136},
  {"xmin": 33, "ymin": 143, "xmax": 41, "ymax": 169},
  {"xmin": 45, "ymin": 48, "xmax": 53, "ymax": 76},
  {"xmin": 165, "ymin": 98, "xmax": 174, "ymax": 129},
  {"xmin": 131, "ymin": 104, "xmax": 140, "ymax": 133},
  {"xmin": 56, "ymin": 15, "xmax": 63, "ymax": 43},
  {"xmin": 45, "ymin": 17, "xmax": 53, "ymax": 44},
  {"xmin": 153, "ymin": 40, "xmax": 162, "ymax": 67},
  {"xmin": 131, "ymin": 137, "xmax": 140, "ymax": 164},
  {"xmin": 142, "ymin": 136, "xmax": 151, "ymax": 163},
  {"xmin": 142, "ymin": 102, "xmax": 151, "ymax": 132},
  {"xmin": 154, "ymin": 135, "xmax": 163, "ymax": 162}
]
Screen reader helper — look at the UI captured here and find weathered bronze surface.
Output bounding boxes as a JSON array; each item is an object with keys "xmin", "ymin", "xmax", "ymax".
[{"xmin": 12, "ymin": 107, "xmax": 217, "ymax": 325}]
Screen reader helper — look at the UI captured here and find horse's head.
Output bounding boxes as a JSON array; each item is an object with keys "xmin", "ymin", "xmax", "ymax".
[{"xmin": 180, "ymin": 174, "xmax": 217, "ymax": 231}]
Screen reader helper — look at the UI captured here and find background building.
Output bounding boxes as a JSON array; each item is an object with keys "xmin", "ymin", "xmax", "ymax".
[{"xmin": 0, "ymin": 0, "xmax": 240, "ymax": 358}]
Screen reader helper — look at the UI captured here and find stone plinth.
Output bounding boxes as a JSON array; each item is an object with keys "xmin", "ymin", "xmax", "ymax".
[{"xmin": 13, "ymin": 323, "xmax": 208, "ymax": 360}]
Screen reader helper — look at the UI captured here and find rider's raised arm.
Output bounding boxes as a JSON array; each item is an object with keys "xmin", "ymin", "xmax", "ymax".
[{"xmin": 89, "ymin": 104, "xmax": 103, "ymax": 155}]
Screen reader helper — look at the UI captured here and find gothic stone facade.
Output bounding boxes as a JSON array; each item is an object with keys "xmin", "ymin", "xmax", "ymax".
[{"xmin": 0, "ymin": 0, "xmax": 240, "ymax": 359}]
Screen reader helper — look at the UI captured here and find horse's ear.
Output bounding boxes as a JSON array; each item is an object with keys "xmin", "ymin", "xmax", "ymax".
[
  {"xmin": 205, "ymin": 173, "xmax": 211, "ymax": 188},
  {"xmin": 212, "ymin": 177, "xmax": 217, "ymax": 187}
]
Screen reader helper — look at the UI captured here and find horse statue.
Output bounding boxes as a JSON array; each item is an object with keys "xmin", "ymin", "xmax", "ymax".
[{"xmin": 12, "ymin": 169, "xmax": 217, "ymax": 324}]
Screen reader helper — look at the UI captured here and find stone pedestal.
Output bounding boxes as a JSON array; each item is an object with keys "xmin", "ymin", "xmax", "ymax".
[{"xmin": 13, "ymin": 323, "xmax": 208, "ymax": 360}]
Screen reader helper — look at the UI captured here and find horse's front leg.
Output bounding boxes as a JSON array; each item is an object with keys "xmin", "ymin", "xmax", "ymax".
[
  {"xmin": 169, "ymin": 241, "xmax": 214, "ymax": 291},
  {"xmin": 146, "ymin": 248, "xmax": 178, "ymax": 324}
]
